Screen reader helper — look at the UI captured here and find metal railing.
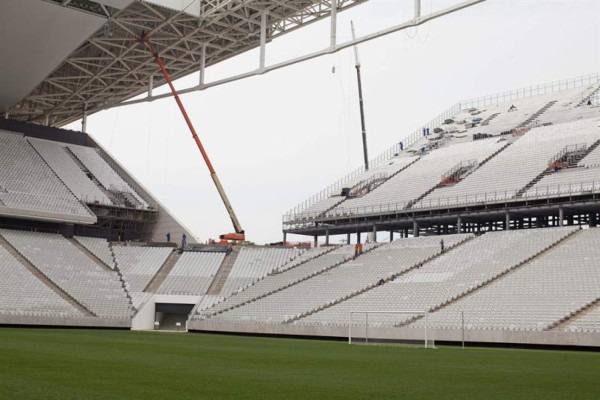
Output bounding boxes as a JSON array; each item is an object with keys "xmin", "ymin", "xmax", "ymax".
[
  {"xmin": 284, "ymin": 72, "xmax": 600, "ymax": 223},
  {"xmin": 283, "ymin": 180, "xmax": 600, "ymax": 227},
  {"xmin": 459, "ymin": 73, "xmax": 600, "ymax": 109}
]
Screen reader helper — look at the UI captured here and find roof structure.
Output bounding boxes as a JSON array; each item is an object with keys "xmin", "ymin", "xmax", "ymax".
[{"xmin": 4, "ymin": 0, "xmax": 367, "ymax": 127}]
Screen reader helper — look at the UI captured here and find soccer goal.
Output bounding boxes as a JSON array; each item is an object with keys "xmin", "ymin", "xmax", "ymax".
[{"xmin": 348, "ymin": 311, "xmax": 435, "ymax": 348}]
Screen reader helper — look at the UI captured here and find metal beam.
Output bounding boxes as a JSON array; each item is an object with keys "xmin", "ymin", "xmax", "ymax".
[{"xmin": 109, "ymin": 0, "xmax": 486, "ymax": 110}]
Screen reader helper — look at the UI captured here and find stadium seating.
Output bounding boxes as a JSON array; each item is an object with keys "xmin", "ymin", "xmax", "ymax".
[
  {"xmin": 202, "ymin": 245, "xmax": 356, "ymax": 316},
  {"xmin": 68, "ymin": 144, "xmax": 149, "ymax": 209},
  {"xmin": 0, "ymin": 229, "xmax": 131, "ymax": 318},
  {"xmin": 29, "ymin": 138, "xmax": 112, "ymax": 205},
  {"xmin": 157, "ymin": 252, "xmax": 225, "ymax": 295},
  {"xmin": 0, "ymin": 131, "xmax": 94, "ymax": 221},
  {"xmin": 112, "ymin": 245, "xmax": 172, "ymax": 293},
  {"xmin": 416, "ymin": 227, "xmax": 598, "ymax": 331},
  {"xmin": 414, "ymin": 118, "xmax": 600, "ymax": 207},
  {"xmin": 0, "ymin": 242, "xmax": 84, "ymax": 318},
  {"xmin": 219, "ymin": 247, "xmax": 305, "ymax": 297},
  {"xmin": 74, "ymin": 236, "xmax": 116, "ymax": 269},
  {"xmin": 300, "ymin": 156, "xmax": 417, "ymax": 218},
  {"xmin": 204, "ymin": 235, "xmax": 470, "ymax": 324},
  {"xmin": 329, "ymin": 139, "xmax": 505, "ymax": 215},
  {"xmin": 297, "ymin": 227, "xmax": 575, "ymax": 327},
  {"xmin": 525, "ymin": 167, "xmax": 600, "ymax": 197},
  {"xmin": 566, "ymin": 305, "xmax": 600, "ymax": 333}
]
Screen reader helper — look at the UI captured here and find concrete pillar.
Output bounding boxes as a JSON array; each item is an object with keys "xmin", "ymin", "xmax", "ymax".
[
  {"xmin": 372, "ymin": 225, "xmax": 377, "ymax": 243},
  {"xmin": 413, "ymin": 221, "xmax": 419, "ymax": 237},
  {"xmin": 313, "ymin": 235, "xmax": 318, "ymax": 248},
  {"xmin": 590, "ymin": 213, "xmax": 597, "ymax": 227},
  {"xmin": 404, "ymin": 229, "xmax": 409, "ymax": 238},
  {"xmin": 559, "ymin": 207, "xmax": 564, "ymax": 226},
  {"xmin": 389, "ymin": 230, "xmax": 394, "ymax": 242},
  {"xmin": 505, "ymin": 212, "xmax": 510, "ymax": 230},
  {"xmin": 357, "ymin": 232, "xmax": 361, "ymax": 243},
  {"xmin": 457, "ymin": 217, "xmax": 462, "ymax": 233},
  {"xmin": 347, "ymin": 233, "xmax": 351, "ymax": 244},
  {"xmin": 325, "ymin": 230, "xmax": 330, "ymax": 246},
  {"xmin": 283, "ymin": 232, "xmax": 287, "ymax": 243}
]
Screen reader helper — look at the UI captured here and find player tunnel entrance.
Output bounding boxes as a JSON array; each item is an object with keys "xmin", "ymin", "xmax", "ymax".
[{"xmin": 154, "ymin": 303, "xmax": 194, "ymax": 332}]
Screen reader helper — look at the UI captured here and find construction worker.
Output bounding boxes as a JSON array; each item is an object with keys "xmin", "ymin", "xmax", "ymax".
[
  {"xmin": 166, "ymin": 232, "xmax": 171, "ymax": 243},
  {"xmin": 181, "ymin": 233, "xmax": 187, "ymax": 249},
  {"xmin": 440, "ymin": 238, "xmax": 445, "ymax": 253},
  {"xmin": 359, "ymin": 243, "xmax": 364, "ymax": 254}
]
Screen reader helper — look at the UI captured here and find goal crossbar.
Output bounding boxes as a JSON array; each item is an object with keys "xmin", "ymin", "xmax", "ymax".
[{"xmin": 348, "ymin": 310, "xmax": 433, "ymax": 348}]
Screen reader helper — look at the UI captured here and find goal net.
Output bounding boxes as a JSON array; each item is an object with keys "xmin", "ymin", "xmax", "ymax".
[{"xmin": 348, "ymin": 311, "xmax": 435, "ymax": 348}]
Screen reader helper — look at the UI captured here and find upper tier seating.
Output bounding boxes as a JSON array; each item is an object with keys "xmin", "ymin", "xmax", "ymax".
[
  {"xmin": 416, "ymin": 227, "xmax": 599, "ymax": 331},
  {"xmin": 0, "ymin": 131, "xmax": 94, "ymax": 222},
  {"xmin": 29, "ymin": 138, "xmax": 112, "ymax": 205},
  {"xmin": 219, "ymin": 247, "xmax": 305, "ymax": 297},
  {"xmin": 300, "ymin": 156, "xmax": 417, "ymax": 217},
  {"xmin": 0, "ymin": 242, "xmax": 84, "ymax": 318},
  {"xmin": 205, "ymin": 235, "xmax": 470, "ymax": 324},
  {"xmin": 525, "ymin": 167, "xmax": 600, "ymax": 197},
  {"xmin": 330, "ymin": 139, "xmax": 505, "ymax": 215},
  {"xmin": 415, "ymin": 118, "xmax": 600, "ymax": 208},
  {"xmin": 0, "ymin": 229, "xmax": 131, "ymax": 318},
  {"xmin": 297, "ymin": 227, "xmax": 575, "ymax": 327},
  {"xmin": 158, "ymin": 252, "xmax": 225, "ymax": 295},
  {"xmin": 68, "ymin": 144, "xmax": 149, "ymax": 209}
]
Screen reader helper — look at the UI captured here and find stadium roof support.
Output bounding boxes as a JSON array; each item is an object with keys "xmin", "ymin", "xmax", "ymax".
[{"xmin": 7, "ymin": 0, "xmax": 485, "ymax": 127}]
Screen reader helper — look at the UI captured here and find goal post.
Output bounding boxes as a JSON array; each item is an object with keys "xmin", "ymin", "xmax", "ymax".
[{"xmin": 348, "ymin": 311, "xmax": 435, "ymax": 348}]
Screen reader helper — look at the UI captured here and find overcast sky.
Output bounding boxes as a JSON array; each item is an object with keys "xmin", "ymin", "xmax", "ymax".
[{"xmin": 66, "ymin": 0, "xmax": 600, "ymax": 245}]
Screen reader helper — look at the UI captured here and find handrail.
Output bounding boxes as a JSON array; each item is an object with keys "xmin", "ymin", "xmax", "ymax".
[
  {"xmin": 283, "ymin": 179, "xmax": 600, "ymax": 225},
  {"xmin": 283, "ymin": 72, "xmax": 600, "ymax": 222}
]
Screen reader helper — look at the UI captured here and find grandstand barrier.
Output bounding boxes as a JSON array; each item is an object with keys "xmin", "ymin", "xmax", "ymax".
[
  {"xmin": 188, "ymin": 320, "xmax": 600, "ymax": 348},
  {"xmin": 283, "ymin": 181, "xmax": 600, "ymax": 227},
  {"xmin": 0, "ymin": 315, "xmax": 130, "ymax": 328}
]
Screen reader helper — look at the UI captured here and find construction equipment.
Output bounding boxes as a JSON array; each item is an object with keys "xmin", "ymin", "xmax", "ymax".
[
  {"xmin": 137, "ymin": 31, "xmax": 245, "ymax": 242},
  {"xmin": 351, "ymin": 21, "xmax": 369, "ymax": 171}
]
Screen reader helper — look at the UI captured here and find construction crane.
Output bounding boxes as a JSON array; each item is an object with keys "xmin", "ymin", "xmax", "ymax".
[
  {"xmin": 137, "ymin": 31, "xmax": 245, "ymax": 242},
  {"xmin": 351, "ymin": 21, "xmax": 369, "ymax": 171}
]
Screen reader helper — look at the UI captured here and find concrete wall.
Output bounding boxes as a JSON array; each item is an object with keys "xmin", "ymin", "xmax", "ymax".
[
  {"xmin": 131, "ymin": 295, "xmax": 156, "ymax": 331},
  {"xmin": 0, "ymin": 315, "xmax": 130, "ymax": 328},
  {"xmin": 188, "ymin": 320, "xmax": 600, "ymax": 348},
  {"xmin": 131, "ymin": 294, "xmax": 201, "ymax": 331}
]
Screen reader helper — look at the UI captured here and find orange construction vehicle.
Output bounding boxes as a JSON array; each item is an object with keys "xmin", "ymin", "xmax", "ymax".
[{"xmin": 138, "ymin": 31, "xmax": 245, "ymax": 243}]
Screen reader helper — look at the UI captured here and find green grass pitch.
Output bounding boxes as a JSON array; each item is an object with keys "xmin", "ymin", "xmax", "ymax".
[{"xmin": 0, "ymin": 328, "xmax": 599, "ymax": 399}]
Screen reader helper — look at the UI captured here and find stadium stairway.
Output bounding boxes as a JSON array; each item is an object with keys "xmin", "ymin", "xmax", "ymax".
[
  {"xmin": 69, "ymin": 238, "xmax": 134, "ymax": 310},
  {"xmin": 515, "ymin": 138, "xmax": 600, "ymax": 198},
  {"xmin": 402, "ymin": 227, "xmax": 581, "ymax": 327},
  {"xmin": 320, "ymin": 157, "xmax": 421, "ymax": 217},
  {"xmin": 69, "ymin": 238, "xmax": 113, "ymax": 272},
  {"xmin": 205, "ymin": 245, "xmax": 377, "ymax": 318},
  {"xmin": 576, "ymin": 84, "xmax": 600, "ymax": 107},
  {"xmin": 481, "ymin": 112, "xmax": 501, "ymax": 126},
  {"xmin": 409, "ymin": 142, "xmax": 511, "ymax": 208},
  {"xmin": 546, "ymin": 295, "xmax": 600, "ymax": 331},
  {"xmin": 207, "ymin": 246, "xmax": 242, "ymax": 296},
  {"xmin": 0, "ymin": 233, "xmax": 96, "ymax": 317},
  {"xmin": 144, "ymin": 250, "xmax": 181, "ymax": 293},
  {"xmin": 28, "ymin": 140, "xmax": 93, "ymax": 214},
  {"xmin": 273, "ymin": 245, "xmax": 339, "ymax": 274},
  {"xmin": 64, "ymin": 146, "xmax": 119, "ymax": 205},
  {"xmin": 286, "ymin": 235, "xmax": 475, "ymax": 324},
  {"xmin": 516, "ymin": 100, "xmax": 558, "ymax": 128}
]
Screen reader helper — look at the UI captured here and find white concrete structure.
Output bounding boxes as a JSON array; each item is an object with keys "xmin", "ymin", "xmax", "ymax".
[{"xmin": 158, "ymin": 252, "xmax": 225, "ymax": 295}]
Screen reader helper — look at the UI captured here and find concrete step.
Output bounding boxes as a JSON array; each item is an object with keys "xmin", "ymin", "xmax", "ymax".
[
  {"xmin": 207, "ymin": 247, "xmax": 242, "ymax": 296},
  {"xmin": 144, "ymin": 250, "xmax": 181, "ymax": 293}
]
